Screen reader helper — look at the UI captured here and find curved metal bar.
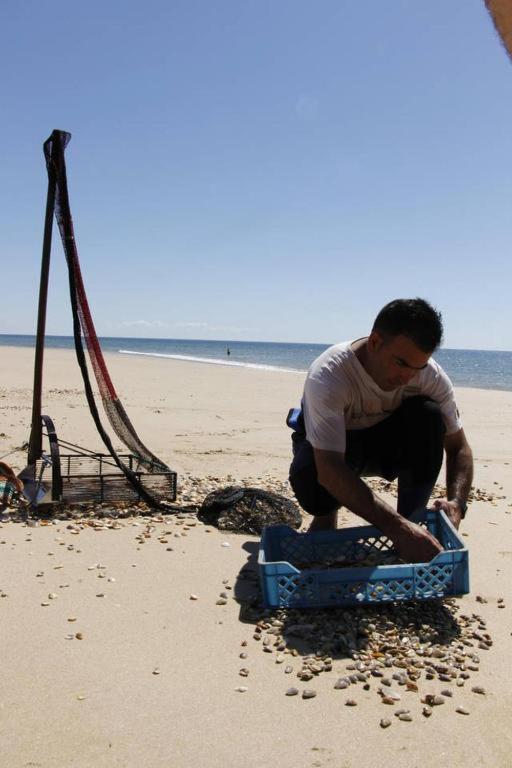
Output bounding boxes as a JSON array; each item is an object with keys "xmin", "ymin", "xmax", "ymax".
[{"xmin": 41, "ymin": 415, "xmax": 63, "ymax": 500}]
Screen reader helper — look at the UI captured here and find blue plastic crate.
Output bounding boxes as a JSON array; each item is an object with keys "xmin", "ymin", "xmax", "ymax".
[{"xmin": 258, "ymin": 509, "xmax": 469, "ymax": 609}]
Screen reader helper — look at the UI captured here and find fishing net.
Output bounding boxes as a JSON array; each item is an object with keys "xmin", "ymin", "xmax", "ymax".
[
  {"xmin": 198, "ymin": 486, "xmax": 302, "ymax": 534},
  {"xmin": 42, "ymin": 130, "xmax": 173, "ymax": 508}
]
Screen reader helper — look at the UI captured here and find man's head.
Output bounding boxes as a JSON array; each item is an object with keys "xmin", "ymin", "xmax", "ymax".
[{"xmin": 364, "ymin": 298, "xmax": 443, "ymax": 391}]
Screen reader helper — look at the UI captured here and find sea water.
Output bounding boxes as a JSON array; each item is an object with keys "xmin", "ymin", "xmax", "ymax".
[{"xmin": 1, "ymin": 335, "xmax": 511, "ymax": 391}]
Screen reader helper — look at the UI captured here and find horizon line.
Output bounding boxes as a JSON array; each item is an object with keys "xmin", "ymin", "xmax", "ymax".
[{"xmin": 0, "ymin": 332, "xmax": 511, "ymax": 355}]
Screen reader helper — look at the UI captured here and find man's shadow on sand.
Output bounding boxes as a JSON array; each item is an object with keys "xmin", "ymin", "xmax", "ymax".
[{"xmin": 233, "ymin": 539, "xmax": 462, "ymax": 662}]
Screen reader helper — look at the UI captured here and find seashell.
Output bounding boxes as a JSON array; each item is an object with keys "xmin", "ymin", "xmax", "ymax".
[
  {"xmin": 386, "ymin": 688, "xmax": 401, "ymax": 701},
  {"xmin": 456, "ymin": 707, "xmax": 470, "ymax": 715},
  {"xmin": 422, "ymin": 706, "xmax": 432, "ymax": 717},
  {"xmin": 75, "ymin": 632, "xmax": 83, "ymax": 640},
  {"xmin": 380, "ymin": 718, "xmax": 392, "ymax": 728},
  {"xmin": 302, "ymin": 689, "xmax": 317, "ymax": 699},
  {"xmin": 235, "ymin": 686, "xmax": 248, "ymax": 692},
  {"xmin": 345, "ymin": 699, "xmax": 357, "ymax": 706},
  {"xmin": 285, "ymin": 687, "xmax": 299, "ymax": 696},
  {"xmin": 239, "ymin": 668, "xmax": 249, "ymax": 677},
  {"xmin": 424, "ymin": 694, "xmax": 444, "ymax": 706},
  {"xmin": 48, "ymin": 593, "xmax": 58, "ymax": 600}
]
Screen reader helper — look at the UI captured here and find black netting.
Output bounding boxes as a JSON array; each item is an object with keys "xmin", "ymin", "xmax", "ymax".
[{"xmin": 43, "ymin": 130, "xmax": 174, "ymax": 508}]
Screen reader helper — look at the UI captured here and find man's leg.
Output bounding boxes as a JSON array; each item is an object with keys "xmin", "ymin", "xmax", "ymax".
[
  {"xmin": 345, "ymin": 396, "xmax": 446, "ymax": 518},
  {"xmin": 394, "ymin": 397, "xmax": 446, "ymax": 517},
  {"xmin": 289, "ymin": 438, "xmax": 340, "ymax": 530}
]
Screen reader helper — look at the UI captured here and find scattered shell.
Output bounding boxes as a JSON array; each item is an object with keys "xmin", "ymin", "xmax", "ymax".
[
  {"xmin": 67, "ymin": 617, "xmax": 77, "ymax": 622},
  {"xmin": 152, "ymin": 668, "xmax": 160, "ymax": 675},
  {"xmin": 471, "ymin": 686, "xmax": 486, "ymax": 695},
  {"xmin": 235, "ymin": 686, "xmax": 248, "ymax": 693},
  {"xmin": 424, "ymin": 694, "xmax": 444, "ymax": 706},
  {"xmin": 239, "ymin": 668, "xmax": 249, "ymax": 677},
  {"xmin": 48, "ymin": 593, "xmax": 58, "ymax": 600},
  {"xmin": 385, "ymin": 689, "xmax": 401, "ymax": 702},
  {"xmin": 345, "ymin": 699, "xmax": 357, "ymax": 706},
  {"xmin": 380, "ymin": 718, "xmax": 392, "ymax": 729},
  {"xmin": 240, "ymin": 652, "xmax": 248, "ymax": 659},
  {"xmin": 456, "ymin": 707, "xmax": 470, "ymax": 715},
  {"xmin": 75, "ymin": 632, "xmax": 83, "ymax": 640},
  {"xmin": 40, "ymin": 602, "xmax": 50, "ymax": 607},
  {"xmin": 302, "ymin": 689, "xmax": 317, "ymax": 699},
  {"xmin": 189, "ymin": 594, "xmax": 199, "ymax": 600},
  {"xmin": 286, "ymin": 687, "xmax": 299, "ymax": 696}
]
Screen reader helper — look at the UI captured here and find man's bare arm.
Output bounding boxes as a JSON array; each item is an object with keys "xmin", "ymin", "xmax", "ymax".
[
  {"xmin": 313, "ymin": 448, "xmax": 442, "ymax": 562},
  {"xmin": 434, "ymin": 428, "xmax": 473, "ymax": 529}
]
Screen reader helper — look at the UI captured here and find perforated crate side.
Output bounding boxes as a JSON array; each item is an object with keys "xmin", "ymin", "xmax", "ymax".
[{"xmin": 259, "ymin": 511, "xmax": 469, "ymax": 608}]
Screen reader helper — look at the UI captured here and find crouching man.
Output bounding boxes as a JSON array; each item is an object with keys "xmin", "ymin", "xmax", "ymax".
[{"xmin": 289, "ymin": 298, "xmax": 473, "ymax": 563}]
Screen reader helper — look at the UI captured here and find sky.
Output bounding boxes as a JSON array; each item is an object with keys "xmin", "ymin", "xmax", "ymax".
[{"xmin": 1, "ymin": 0, "xmax": 511, "ymax": 350}]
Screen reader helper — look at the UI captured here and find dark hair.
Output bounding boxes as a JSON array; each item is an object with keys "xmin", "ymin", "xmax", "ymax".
[{"xmin": 372, "ymin": 298, "xmax": 443, "ymax": 353}]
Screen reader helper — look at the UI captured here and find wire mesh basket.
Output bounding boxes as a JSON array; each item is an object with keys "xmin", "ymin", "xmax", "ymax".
[{"xmin": 33, "ymin": 452, "xmax": 177, "ymax": 506}]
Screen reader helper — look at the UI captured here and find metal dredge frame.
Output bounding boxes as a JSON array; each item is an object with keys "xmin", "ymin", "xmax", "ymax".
[{"xmin": 21, "ymin": 130, "xmax": 177, "ymax": 512}]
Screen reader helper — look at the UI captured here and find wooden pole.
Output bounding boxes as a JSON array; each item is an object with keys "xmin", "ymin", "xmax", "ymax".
[{"xmin": 28, "ymin": 133, "xmax": 58, "ymax": 465}]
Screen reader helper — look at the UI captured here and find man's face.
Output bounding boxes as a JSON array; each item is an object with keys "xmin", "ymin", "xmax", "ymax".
[{"xmin": 366, "ymin": 332, "xmax": 431, "ymax": 391}]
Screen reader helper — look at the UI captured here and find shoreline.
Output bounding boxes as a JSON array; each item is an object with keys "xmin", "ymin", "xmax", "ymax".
[{"xmin": 1, "ymin": 342, "xmax": 511, "ymax": 392}]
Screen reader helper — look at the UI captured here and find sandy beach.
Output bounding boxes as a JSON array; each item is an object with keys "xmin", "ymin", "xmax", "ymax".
[{"xmin": 1, "ymin": 346, "xmax": 511, "ymax": 768}]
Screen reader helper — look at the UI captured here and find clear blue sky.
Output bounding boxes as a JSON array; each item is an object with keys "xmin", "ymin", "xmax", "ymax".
[{"xmin": 1, "ymin": 0, "xmax": 511, "ymax": 350}]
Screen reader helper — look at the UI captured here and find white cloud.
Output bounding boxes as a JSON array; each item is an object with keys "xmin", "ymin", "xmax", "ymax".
[
  {"xmin": 120, "ymin": 320, "xmax": 168, "ymax": 328},
  {"xmin": 295, "ymin": 94, "xmax": 319, "ymax": 121},
  {"xmin": 173, "ymin": 321, "xmax": 254, "ymax": 334}
]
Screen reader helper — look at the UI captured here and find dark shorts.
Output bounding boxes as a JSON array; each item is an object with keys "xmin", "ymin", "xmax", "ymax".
[{"xmin": 289, "ymin": 396, "xmax": 446, "ymax": 517}]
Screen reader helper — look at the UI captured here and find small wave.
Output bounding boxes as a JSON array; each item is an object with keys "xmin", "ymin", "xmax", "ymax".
[{"xmin": 118, "ymin": 349, "xmax": 303, "ymax": 373}]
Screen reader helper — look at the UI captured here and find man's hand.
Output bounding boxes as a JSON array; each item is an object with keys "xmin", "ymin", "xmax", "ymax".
[
  {"xmin": 390, "ymin": 518, "xmax": 443, "ymax": 563},
  {"xmin": 433, "ymin": 499, "xmax": 462, "ymax": 530}
]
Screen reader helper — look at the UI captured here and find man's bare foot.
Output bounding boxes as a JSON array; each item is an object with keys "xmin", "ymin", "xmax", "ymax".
[{"xmin": 308, "ymin": 510, "xmax": 338, "ymax": 532}]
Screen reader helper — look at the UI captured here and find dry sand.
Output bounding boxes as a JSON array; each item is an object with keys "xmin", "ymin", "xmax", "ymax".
[{"xmin": 1, "ymin": 346, "xmax": 511, "ymax": 768}]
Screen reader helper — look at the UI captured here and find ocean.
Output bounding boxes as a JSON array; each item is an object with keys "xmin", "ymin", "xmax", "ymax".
[{"xmin": 1, "ymin": 335, "xmax": 512, "ymax": 392}]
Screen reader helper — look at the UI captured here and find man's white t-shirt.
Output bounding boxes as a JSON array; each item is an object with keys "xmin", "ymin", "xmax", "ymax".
[{"xmin": 303, "ymin": 341, "xmax": 462, "ymax": 454}]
